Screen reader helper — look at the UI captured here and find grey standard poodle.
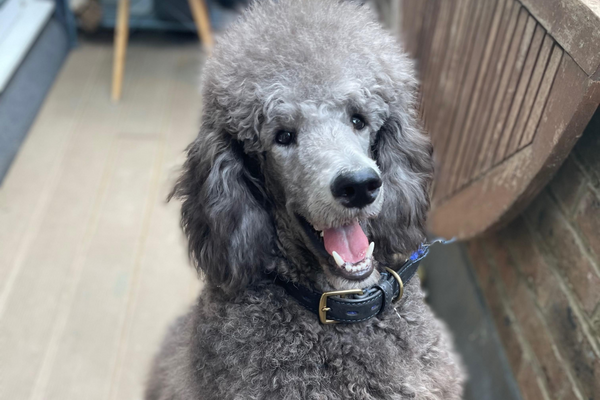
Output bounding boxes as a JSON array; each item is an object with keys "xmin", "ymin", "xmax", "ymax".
[{"xmin": 146, "ymin": 1, "xmax": 465, "ymax": 399}]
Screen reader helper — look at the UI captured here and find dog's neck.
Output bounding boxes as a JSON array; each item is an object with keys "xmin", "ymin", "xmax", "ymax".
[{"xmin": 266, "ymin": 211, "xmax": 331, "ymax": 291}]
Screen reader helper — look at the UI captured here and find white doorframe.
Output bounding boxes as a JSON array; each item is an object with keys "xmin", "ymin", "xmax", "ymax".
[{"xmin": 0, "ymin": 0, "xmax": 55, "ymax": 93}]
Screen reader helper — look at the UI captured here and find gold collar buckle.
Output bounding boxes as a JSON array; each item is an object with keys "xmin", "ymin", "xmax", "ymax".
[{"xmin": 318, "ymin": 289, "xmax": 364, "ymax": 324}]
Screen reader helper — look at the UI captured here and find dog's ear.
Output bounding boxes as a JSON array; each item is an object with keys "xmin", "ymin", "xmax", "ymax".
[
  {"xmin": 370, "ymin": 102, "xmax": 434, "ymax": 263},
  {"xmin": 170, "ymin": 124, "xmax": 275, "ymax": 295}
]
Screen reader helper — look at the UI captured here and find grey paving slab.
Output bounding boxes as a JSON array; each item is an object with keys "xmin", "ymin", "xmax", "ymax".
[{"xmin": 421, "ymin": 241, "xmax": 523, "ymax": 400}]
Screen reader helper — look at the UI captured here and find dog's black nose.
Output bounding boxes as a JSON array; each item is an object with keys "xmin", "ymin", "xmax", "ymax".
[{"xmin": 330, "ymin": 168, "xmax": 382, "ymax": 208}]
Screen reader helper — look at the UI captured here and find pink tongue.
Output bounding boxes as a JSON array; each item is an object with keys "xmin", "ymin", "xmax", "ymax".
[{"xmin": 323, "ymin": 221, "xmax": 369, "ymax": 264}]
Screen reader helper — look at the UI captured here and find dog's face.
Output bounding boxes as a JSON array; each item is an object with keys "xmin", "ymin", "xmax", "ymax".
[
  {"xmin": 258, "ymin": 87, "xmax": 389, "ymax": 288},
  {"xmin": 172, "ymin": 0, "xmax": 434, "ymax": 293}
]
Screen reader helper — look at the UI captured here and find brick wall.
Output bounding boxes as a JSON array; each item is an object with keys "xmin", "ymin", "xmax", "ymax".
[{"xmin": 466, "ymin": 108, "xmax": 600, "ymax": 400}]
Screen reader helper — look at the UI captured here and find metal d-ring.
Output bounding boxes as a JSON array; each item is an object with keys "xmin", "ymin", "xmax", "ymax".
[{"xmin": 385, "ymin": 267, "xmax": 404, "ymax": 302}]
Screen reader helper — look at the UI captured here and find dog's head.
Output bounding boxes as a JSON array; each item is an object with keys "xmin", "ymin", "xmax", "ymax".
[{"xmin": 171, "ymin": 0, "xmax": 433, "ymax": 294}]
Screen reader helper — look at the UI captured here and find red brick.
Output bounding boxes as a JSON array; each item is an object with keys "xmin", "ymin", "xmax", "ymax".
[
  {"xmin": 573, "ymin": 110, "xmax": 600, "ymax": 189},
  {"xmin": 523, "ymin": 192, "xmax": 600, "ymax": 314},
  {"xmin": 550, "ymin": 386, "xmax": 578, "ymax": 400},
  {"xmin": 483, "ymin": 234, "xmax": 519, "ymax": 296},
  {"xmin": 501, "ymin": 217, "xmax": 559, "ymax": 309},
  {"xmin": 592, "ymin": 305, "xmax": 600, "ymax": 337},
  {"xmin": 575, "ymin": 188, "xmax": 600, "ymax": 264},
  {"xmin": 549, "ymin": 156, "xmax": 587, "ymax": 216},
  {"xmin": 510, "ymin": 283, "xmax": 573, "ymax": 396},
  {"xmin": 523, "ymin": 191, "xmax": 551, "ymax": 231},
  {"xmin": 484, "ymin": 278, "xmax": 524, "ymax": 371},
  {"xmin": 557, "ymin": 384, "xmax": 580, "ymax": 400},
  {"xmin": 517, "ymin": 361, "xmax": 548, "ymax": 400},
  {"xmin": 466, "ymin": 238, "xmax": 492, "ymax": 290},
  {"xmin": 541, "ymin": 285, "xmax": 600, "ymax": 400}
]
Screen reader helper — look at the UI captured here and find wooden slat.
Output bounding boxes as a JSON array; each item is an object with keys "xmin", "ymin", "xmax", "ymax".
[
  {"xmin": 402, "ymin": 0, "xmax": 416, "ymax": 57},
  {"xmin": 428, "ymin": 0, "xmax": 478, "ymax": 200},
  {"xmin": 434, "ymin": 0, "xmax": 499, "ymax": 198},
  {"xmin": 504, "ymin": 33, "xmax": 554, "ymax": 157},
  {"xmin": 423, "ymin": 0, "xmax": 467, "ymax": 136},
  {"xmin": 445, "ymin": 0, "xmax": 504, "ymax": 195},
  {"xmin": 519, "ymin": 44, "xmax": 564, "ymax": 148},
  {"xmin": 403, "ymin": 0, "xmax": 427, "ymax": 59},
  {"xmin": 401, "ymin": 0, "xmax": 414, "ymax": 53},
  {"xmin": 431, "ymin": 0, "xmax": 481, "ymax": 169},
  {"xmin": 455, "ymin": 0, "xmax": 516, "ymax": 190},
  {"xmin": 493, "ymin": 22, "xmax": 545, "ymax": 164},
  {"xmin": 429, "ymin": 54, "xmax": 599, "ymax": 239},
  {"xmin": 412, "ymin": 0, "xmax": 433, "ymax": 65},
  {"xmin": 518, "ymin": 0, "xmax": 600, "ymax": 76},
  {"xmin": 472, "ymin": 7, "xmax": 529, "ymax": 180},
  {"xmin": 481, "ymin": 11, "xmax": 535, "ymax": 173},
  {"xmin": 419, "ymin": 0, "xmax": 455, "ymax": 122},
  {"xmin": 459, "ymin": 0, "xmax": 521, "ymax": 187},
  {"xmin": 401, "ymin": 0, "xmax": 600, "ymax": 240},
  {"xmin": 414, "ymin": 0, "xmax": 439, "ymax": 107}
]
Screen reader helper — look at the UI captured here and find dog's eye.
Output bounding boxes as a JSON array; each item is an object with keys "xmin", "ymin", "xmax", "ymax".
[
  {"xmin": 351, "ymin": 115, "xmax": 366, "ymax": 130},
  {"xmin": 275, "ymin": 130, "xmax": 294, "ymax": 146}
]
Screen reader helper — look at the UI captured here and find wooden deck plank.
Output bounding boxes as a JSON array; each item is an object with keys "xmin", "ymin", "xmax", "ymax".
[
  {"xmin": 0, "ymin": 46, "xmax": 105, "ymax": 309},
  {"xmin": 0, "ymin": 45, "xmax": 121, "ymax": 400},
  {"xmin": 37, "ymin": 48, "xmax": 181, "ymax": 400},
  {"xmin": 41, "ymin": 134, "xmax": 161, "ymax": 400},
  {"xmin": 0, "ymin": 40, "xmax": 202, "ymax": 400},
  {"xmin": 11, "ymin": 45, "xmax": 153, "ymax": 400},
  {"xmin": 106, "ymin": 51, "xmax": 202, "ymax": 400}
]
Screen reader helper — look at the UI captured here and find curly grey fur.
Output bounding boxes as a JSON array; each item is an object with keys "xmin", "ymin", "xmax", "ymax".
[{"xmin": 149, "ymin": 1, "xmax": 465, "ymax": 398}]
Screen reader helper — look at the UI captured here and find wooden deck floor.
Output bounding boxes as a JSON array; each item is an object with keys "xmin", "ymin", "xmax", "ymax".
[{"xmin": 0, "ymin": 38, "xmax": 203, "ymax": 400}]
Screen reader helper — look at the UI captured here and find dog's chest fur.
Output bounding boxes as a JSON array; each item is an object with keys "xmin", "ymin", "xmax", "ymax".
[{"xmin": 165, "ymin": 279, "xmax": 464, "ymax": 400}]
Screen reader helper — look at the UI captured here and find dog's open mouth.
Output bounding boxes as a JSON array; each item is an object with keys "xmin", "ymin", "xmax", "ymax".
[{"xmin": 298, "ymin": 215, "xmax": 375, "ymax": 280}]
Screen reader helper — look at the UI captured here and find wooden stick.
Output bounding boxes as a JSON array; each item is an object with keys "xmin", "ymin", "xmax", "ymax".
[
  {"xmin": 112, "ymin": 0, "xmax": 130, "ymax": 102},
  {"xmin": 188, "ymin": 0, "xmax": 214, "ymax": 52}
]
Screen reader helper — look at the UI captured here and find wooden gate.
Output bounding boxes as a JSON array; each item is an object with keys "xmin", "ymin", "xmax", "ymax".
[{"xmin": 401, "ymin": 0, "xmax": 600, "ymax": 239}]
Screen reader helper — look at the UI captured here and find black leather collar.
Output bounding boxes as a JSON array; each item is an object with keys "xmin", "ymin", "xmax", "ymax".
[{"xmin": 275, "ymin": 243, "xmax": 433, "ymax": 324}]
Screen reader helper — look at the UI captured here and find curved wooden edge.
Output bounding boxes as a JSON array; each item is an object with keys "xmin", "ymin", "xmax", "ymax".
[
  {"xmin": 518, "ymin": 0, "xmax": 600, "ymax": 76},
  {"xmin": 428, "ymin": 53, "xmax": 600, "ymax": 240}
]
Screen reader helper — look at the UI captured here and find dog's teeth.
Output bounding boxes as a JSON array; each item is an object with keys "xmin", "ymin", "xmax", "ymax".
[
  {"xmin": 366, "ymin": 242, "xmax": 374, "ymax": 258},
  {"xmin": 332, "ymin": 251, "xmax": 345, "ymax": 267},
  {"xmin": 320, "ymin": 231, "xmax": 324, "ymax": 237}
]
